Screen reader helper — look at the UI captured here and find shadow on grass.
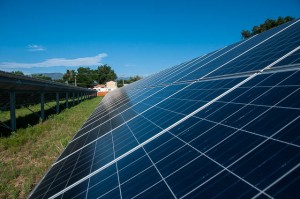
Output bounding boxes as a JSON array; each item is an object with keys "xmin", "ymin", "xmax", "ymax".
[{"xmin": 0, "ymin": 102, "xmax": 79, "ymax": 137}]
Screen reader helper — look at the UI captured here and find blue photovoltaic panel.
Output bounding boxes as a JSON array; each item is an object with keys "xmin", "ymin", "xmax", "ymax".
[{"xmin": 29, "ymin": 19, "xmax": 300, "ymax": 199}]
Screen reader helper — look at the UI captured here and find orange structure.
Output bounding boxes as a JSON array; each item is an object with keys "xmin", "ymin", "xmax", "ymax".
[{"xmin": 97, "ymin": 91, "xmax": 108, "ymax": 97}]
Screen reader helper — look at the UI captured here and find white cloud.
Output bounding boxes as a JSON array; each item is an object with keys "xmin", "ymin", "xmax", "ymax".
[
  {"xmin": 27, "ymin": 44, "xmax": 46, "ymax": 51},
  {"xmin": 0, "ymin": 53, "xmax": 108, "ymax": 69}
]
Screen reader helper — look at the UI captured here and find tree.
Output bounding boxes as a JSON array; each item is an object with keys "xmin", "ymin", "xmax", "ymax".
[
  {"xmin": 61, "ymin": 65, "xmax": 117, "ymax": 87},
  {"xmin": 128, "ymin": 75, "xmax": 142, "ymax": 83},
  {"xmin": 241, "ymin": 16, "xmax": 295, "ymax": 39},
  {"xmin": 31, "ymin": 74, "xmax": 52, "ymax": 81},
  {"xmin": 117, "ymin": 75, "xmax": 142, "ymax": 87},
  {"xmin": 63, "ymin": 70, "xmax": 76, "ymax": 85},
  {"xmin": 76, "ymin": 67, "xmax": 97, "ymax": 88},
  {"xmin": 11, "ymin": 71, "xmax": 24, "ymax": 75},
  {"xmin": 97, "ymin": 64, "xmax": 117, "ymax": 84},
  {"xmin": 241, "ymin": 30, "xmax": 251, "ymax": 39}
]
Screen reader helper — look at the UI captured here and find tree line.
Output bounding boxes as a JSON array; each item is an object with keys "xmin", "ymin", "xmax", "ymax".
[
  {"xmin": 10, "ymin": 71, "xmax": 53, "ymax": 81},
  {"xmin": 117, "ymin": 75, "xmax": 142, "ymax": 87},
  {"xmin": 241, "ymin": 16, "xmax": 295, "ymax": 39},
  {"xmin": 11, "ymin": 65, "xmax": 142, "ymax": 88},
  {"xmin": 61, "ymin": 64, "xmax": 117, "ymax": 87}
]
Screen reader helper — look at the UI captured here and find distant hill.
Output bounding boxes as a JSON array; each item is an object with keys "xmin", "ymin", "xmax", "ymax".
[{"xmin": 33, "ymin": 73, "xmax": 63, "ymax": 80}]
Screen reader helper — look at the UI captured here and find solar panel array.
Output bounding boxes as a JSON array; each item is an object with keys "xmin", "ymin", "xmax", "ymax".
[{"xmin": 29, "ymin": 20, "xmax": 300, "ymax": 199}]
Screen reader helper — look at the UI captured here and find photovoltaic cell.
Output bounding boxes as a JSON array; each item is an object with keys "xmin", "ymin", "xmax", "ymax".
[{"xmin": 28, "ymin": 19, "xmax": 300, "ymax": 199}]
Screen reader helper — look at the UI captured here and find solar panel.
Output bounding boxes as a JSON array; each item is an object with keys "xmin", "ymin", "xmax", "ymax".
[{"xmin": 28, "ymin": 19, "xmax": 300, "ymax": 199}]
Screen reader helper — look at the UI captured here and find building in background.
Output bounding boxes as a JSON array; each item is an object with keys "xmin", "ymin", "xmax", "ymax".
[
  {"xmin": 106, "ymin": 81, "xmax": 117, "ymax": 91},
  {"xmin": 93, "ymin": 81, "xmax": 117, "ymax": 96}
]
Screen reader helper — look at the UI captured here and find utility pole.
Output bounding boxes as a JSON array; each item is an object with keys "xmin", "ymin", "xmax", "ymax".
[{"xmin": 75, "ymin": 75, "xmax": 77, "ymax": 86}]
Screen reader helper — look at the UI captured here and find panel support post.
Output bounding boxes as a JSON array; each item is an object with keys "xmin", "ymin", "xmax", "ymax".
[
  {"xmin": 10, "ymin": 91, "xmax": 16, "ymax": 132},
  {"xmin": 66, "ymin": 92, "xmax": 69, "ymax": 108},
  {"xmin": 41, "ymin": 93, "xmax": 45, "ymax": 121},
  {"xmin": 72, "ymin": 92, "xmax": 75, "ymax": 106},
  {"xmin": 56, "ymin": 92, "xmax": 60, "ymax": 114}
]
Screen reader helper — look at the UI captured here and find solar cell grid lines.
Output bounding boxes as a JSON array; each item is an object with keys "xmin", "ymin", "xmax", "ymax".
[{"xmin": 28, "ymin": 19, "xmax": 300, "ymax": 199}]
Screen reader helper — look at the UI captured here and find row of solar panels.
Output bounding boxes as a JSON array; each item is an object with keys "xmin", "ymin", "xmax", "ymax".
[
  {"xmin": 29, "ymin": 19, "xmax": 300, "ymax": 198},
  {"xmin": 0, "ymin": 71, "xmax": 94, "ymax": 93}
]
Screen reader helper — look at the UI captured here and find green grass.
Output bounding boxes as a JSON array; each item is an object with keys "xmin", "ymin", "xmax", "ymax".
[
  {"xmin": 0, "ymin": 97, "xmax": 102, "ymax": 199},
  {"xmin": 0, "ymin": 100, "xmax": 67, "ymax": 121}
]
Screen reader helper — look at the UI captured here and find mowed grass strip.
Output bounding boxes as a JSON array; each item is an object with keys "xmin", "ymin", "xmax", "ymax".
[
  {"xmin": 0, "ymin": 97, "xmax": 102, "ymax": 199},
  {"xmin": 1, "ymin": 101, "xmax": 63, "ymax": 122}
]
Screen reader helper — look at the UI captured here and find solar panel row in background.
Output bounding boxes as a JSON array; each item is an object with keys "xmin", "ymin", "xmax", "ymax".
[{"xmin": 28, "ymin": 19, "xmax": 300, "ymax": 199}]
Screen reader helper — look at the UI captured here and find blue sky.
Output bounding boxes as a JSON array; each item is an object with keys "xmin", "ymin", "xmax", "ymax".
[{"xmin": 0, "ymin": 0, "xmax": 299, "ymax": 77}]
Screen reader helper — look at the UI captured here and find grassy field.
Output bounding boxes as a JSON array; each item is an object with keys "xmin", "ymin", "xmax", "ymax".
[
  {"xmin": 0, "ymin": 100, "xmax": 71, "ymax": 137},
  {"xmin": 1, "ymin": 101, "xmax": 62, "ymax": 121},
  {"xmin": 0, "ymin": 97, "xmax": 102, "ymax": 199}
]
